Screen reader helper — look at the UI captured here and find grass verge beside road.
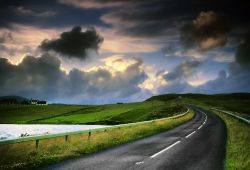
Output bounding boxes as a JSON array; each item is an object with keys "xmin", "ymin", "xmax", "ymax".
[
  {"xmin": 0, "ymin": 110, "xmax": 194, "ymax": 170},
  {"xmin": 213, "ymin": 110, "xmax": 250, "ymax": 170}
]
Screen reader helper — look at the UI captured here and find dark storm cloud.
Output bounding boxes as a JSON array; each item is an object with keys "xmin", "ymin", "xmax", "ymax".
[
  {"xmin": 40, "ymin": 26, "xmax": 103, "ymax": 59},
  {"xmin": 1, "ymin": 0, "xmax": 249, "ymax": 38},
  {"xmin": 163, "ymin": 60, "xmax": 201, "ymax": 81},
  {"xmin": 97, "ymin": 0, "xmax": 250, "ymax": 39},
  {"xmin": 235, "ymin": 34, "xmax": 250, "ymax": 68},
  {"xmin": 180, "ymin": 11, "xmax": 230, "ymax": 50},
  {"xmin": 0, "ymin": 54, "xmax": 65, "ymax": 99},
  {"xmin": 0, "ymin": 55, "xmax": 147, "ymax": 103},
  {"xmin": 0, "ymin": 0, "xmax": 104, "ymax": 28}
]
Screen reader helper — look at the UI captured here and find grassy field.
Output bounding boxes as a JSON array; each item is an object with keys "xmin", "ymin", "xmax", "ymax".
[
  {"xmin": 3, "ymin": 93, "xmax": 248, "ymax": 124},
  {"xmin": 0, "ymin": 100, "xmax": 186, "ymax": 124},
  {"xmin": 0, "ymin": 110, "xmax": 194, "ymax": 170},
  {"xmin": 0, "ymin": 104, "xmax": 88, "ymax": 124}
]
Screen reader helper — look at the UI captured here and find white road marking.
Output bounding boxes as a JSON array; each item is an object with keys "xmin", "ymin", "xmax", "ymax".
[
  {"xmin": 150, "ymin": 140, "xmax": 181, "ymax": 158},
  {"xmin": 135, "ymin": 161, "xmax": 144, "ymax": 165},
  {"xmin": 185, "ymin": 131, "xmax": 196, "ymax": 138},
  {"xmin": 198, "ymin": 112, "xmax": 207, "ymax": 130},
  {"xmin": 148, "ymin": 109, "xmax": 207, "ymax": 161}
]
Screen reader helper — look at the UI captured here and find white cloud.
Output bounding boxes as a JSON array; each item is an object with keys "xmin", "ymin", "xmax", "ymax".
[
  {"xmin": 16, "ymin": 6, "xmax": 56, "ymax": 17},
  {"xmin": 58, "ymin": 0, "xmax": 128, "ymax": 9}
]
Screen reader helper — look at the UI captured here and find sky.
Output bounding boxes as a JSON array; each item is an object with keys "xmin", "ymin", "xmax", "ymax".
[{"xmin": 0, "ymin": 0, "xmax": 250, "ymax": 104}]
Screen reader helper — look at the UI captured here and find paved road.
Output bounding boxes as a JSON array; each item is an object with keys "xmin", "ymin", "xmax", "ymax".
[{"xmin": 42, "ymin": 106, "xmax": 226, "ymax": 170}]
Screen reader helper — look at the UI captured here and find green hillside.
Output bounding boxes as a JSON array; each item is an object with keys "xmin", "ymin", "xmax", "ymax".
[
  {"xmin": 0, "ymin": 100, "xmax": 186, "ymax": 124},
  {"xmin": 1, "ymin": 93, "xmax": 249, "ymax": 124}
]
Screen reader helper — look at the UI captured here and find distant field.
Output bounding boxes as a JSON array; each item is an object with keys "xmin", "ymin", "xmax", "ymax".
[
  {"xmin": 0, "ymin": 100, "xmax": 186, "ymax": 124},
  {"xmin": 148, "ymin": 93, "xmax": 250, "ymax": 119},
  {"xmin": 0, "ymin": 104, "xmax": 87, "ymax": 124}
]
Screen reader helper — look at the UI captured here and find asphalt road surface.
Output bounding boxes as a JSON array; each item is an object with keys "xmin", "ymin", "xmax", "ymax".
[{"xmin": 42, "ymin": 106, "xmax": 227, "ymax": 170}]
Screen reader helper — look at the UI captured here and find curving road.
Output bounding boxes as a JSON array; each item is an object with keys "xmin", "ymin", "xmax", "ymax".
[{"xmin": 41, "ymin": 106, "xmax": 227, "ymax": 170}]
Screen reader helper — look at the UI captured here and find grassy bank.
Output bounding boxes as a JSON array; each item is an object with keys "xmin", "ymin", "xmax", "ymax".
[
  {"xmin": 0, "ymin": 100, "xmax": 186, "ymax": 124},
  {"xmin": 0, "ymin": 110, "xmax": 194, "ymax": 170},
  {"xmin": 213, "ymin": 110, "xmax": 250, "ymax": 170}
]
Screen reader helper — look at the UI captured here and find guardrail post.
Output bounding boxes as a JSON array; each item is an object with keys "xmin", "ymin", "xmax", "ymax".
[
  {"xmin": 88, "ymin": 132, "xmax": 91, "ymax": 141},
  {"xmin": 65, "ymin": 135, "xmax": 68, "ymax": 142},
  {"xmin": 36, "ymin": 139, "xmax": 39, "ymax": 149}
]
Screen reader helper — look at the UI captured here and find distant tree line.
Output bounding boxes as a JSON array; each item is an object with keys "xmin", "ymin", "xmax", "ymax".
[
  {"xmin": 0, "ymin": 98, "xmax": 29, "ymax": 104},
  {"xmin": 0, "ymin": 98, "xmax": 49, "ymax": 105}
]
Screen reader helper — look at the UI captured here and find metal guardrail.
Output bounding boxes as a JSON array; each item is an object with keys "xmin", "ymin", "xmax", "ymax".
[
  {"xmin": 0, "ymin": 109, "xmax": 190, "ymax": 146},
  {"xmin": 211, "ymin": 108, "xmax": 250, "ymax": 125}
]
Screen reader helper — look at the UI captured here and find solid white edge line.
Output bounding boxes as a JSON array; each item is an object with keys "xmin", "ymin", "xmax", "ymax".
[
  {"xmin": 150, "ymin": 141, "xmax": 181, "ymax": 158},
  {"xmin": 185, "ymin": 131, "xmax": 196, "ymax": 138}
]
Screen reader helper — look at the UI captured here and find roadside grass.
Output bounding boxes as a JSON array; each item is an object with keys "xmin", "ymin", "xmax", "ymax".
[
  {"xmin": 213, "ymin": 111, "xmax": 250, "ymax": 170},
  {"xmin": 0, "ymin": 110, "xmax": 194, "ymax": 170}
]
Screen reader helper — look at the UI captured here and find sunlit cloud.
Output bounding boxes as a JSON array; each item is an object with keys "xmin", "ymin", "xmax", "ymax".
[
  {"xmin": 139, "ymin": 67, "xmax": 168, "ymax": 93},
  {"xmin": 99, "ymin": 28, "xmax": 161, "ymax": 53},
  {"xmin": 101, "ymin": 55, "xmax": 138, "ymax": 72}
]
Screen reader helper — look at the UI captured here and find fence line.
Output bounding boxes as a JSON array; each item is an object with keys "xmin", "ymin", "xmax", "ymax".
[
  {"xmin": 211, "ymin": 108, "xmax": 250, "ymax": 125},
  {"xmin": 0, "ymin": 109, "xmax": 189, "ymax": 146}
]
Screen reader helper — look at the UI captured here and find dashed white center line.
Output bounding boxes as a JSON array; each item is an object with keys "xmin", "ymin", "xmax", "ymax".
[
  {"xmin": 150, "ymin": 140, "xmax": 181, "ymax": 158},
  {"xmin": 185, "ymin": 130, "xmax": 196, "ymax": 138},
  {"xmin": 148, "ymin": 110, "xmax": 207, "ymax": 161},
  {"xmin": 135, "ymin": 161, "xmax": 144, "ymax": 165}
]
